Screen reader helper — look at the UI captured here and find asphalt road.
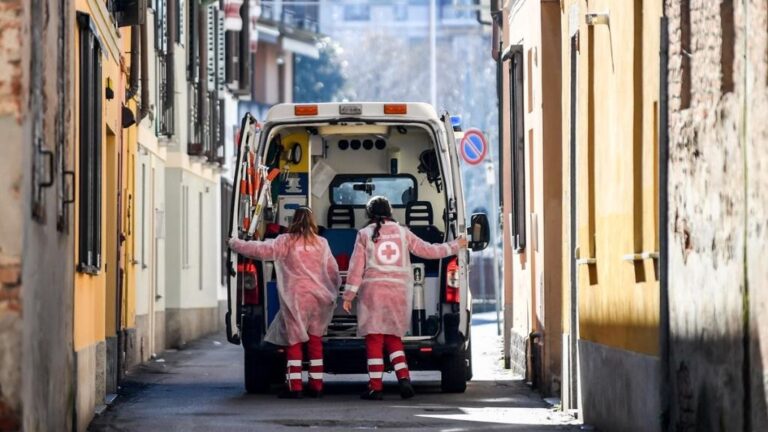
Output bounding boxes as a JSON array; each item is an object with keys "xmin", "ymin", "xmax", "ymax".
[{"xmin": 89, "ymin": 313, "xmax": 581, "ymax": 431}]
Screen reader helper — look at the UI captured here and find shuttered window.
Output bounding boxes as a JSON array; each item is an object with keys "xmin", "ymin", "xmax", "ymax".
[
  {"xmin": 508, "ymin": 46, "xmax": 526, "ymax": 252},
  {"xmin": 77, "ymin": 13, "xmax": 103, "ymax": 274}
]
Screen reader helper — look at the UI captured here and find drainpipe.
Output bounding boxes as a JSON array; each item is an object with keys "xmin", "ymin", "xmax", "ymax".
[
  {"xmin": 474, "ymin": 0, "xmax": 492, "ymax": 26},
  {"xmin": 125, "ymin": 25, "xmax": 140, "ymax": 101},
  {"xmin": 659, "ymin": 14, "xmax": 671, "ymax": 432},
  {"xmin": 139, "ymin": 8, "xmax": 149, "ymax": 121}
]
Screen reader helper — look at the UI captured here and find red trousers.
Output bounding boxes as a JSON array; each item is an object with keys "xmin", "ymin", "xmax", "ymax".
[
  {"xmin": 365, "ymin": 334, "xmax": 410, "ymax": 391},
  {"xmin": 284, "ymin": 334, "xmax": 324, "ymax": 392}
]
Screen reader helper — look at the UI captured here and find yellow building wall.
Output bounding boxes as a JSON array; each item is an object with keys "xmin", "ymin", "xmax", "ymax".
[
  {"xmin": 561, "ymin": 0, "xmax": 661, "ymax": 356},
  {"xmin": 73, "ymin": 0, "xmax": 127, "ymax": 351},
  {"xmin": 121, "ymin": 27, "xmax": 137, "ymax": 330},
  {"xmin": 124, "ymin": 97, "xmax": 137, "ymax": 330}
]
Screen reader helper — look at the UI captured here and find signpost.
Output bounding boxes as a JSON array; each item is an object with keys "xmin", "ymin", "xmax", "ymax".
[{"xmin": 459, "ymin": 128, "xmax": 488, "ymax": 165}]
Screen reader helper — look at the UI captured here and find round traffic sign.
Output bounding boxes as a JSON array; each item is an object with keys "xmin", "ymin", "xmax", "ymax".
[{"xmin": 460, "ymin": 128, "xmax": 487, "ymax": 165}]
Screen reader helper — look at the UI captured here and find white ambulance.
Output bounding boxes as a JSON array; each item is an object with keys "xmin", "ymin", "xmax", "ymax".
[{"xmin": 225, "ymin": 103, "xmax": 490, "ymax": 393}]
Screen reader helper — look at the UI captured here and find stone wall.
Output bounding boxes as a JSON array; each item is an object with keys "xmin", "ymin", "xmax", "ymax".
[{"xmin": 666, "ymin": 0, "xmax": 768, "ymax": 429}]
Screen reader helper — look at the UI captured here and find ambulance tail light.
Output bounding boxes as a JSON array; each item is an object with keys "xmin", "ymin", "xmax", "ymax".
[
  {"xmin": 294, "ymin": 104, "xmax": 319, "ymax": 116},
  {"xmin": 238, "ymin": 259, "xmax": 260, "ymax": 305},
  {"xmin": 383, "ymin": 104, "xmax": 408, "ymax": 115},
  {"xmin": 445, "ymin": 258, "xmax": 460, "ymax": 304}
]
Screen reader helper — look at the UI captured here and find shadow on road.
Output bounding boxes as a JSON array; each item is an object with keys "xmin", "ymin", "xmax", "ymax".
[{"xmin": 88, "ymin": 312, "xmax": 579, "ymax": 431}]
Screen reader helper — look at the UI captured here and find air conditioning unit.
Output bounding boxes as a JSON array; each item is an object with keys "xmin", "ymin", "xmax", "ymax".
[{"xmin": 112, "ymin": 0, "xmax": 147, "ymax": 27}]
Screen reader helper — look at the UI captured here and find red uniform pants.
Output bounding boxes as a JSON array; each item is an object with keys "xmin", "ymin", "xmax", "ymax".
[
  {"xmin": 365, "ymin": 333, "xmax": 410, "ymax": 391},
  {"xmin": 284, "ymin": 334, "xmax": 324, "ymax": 392}
]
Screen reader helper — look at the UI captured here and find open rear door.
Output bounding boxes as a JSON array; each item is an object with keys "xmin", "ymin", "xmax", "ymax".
[
  {"xmin": 441, "ymin": 112, "xmax": 470, "ymax": 336},
  {"xmin": 225, "ymin": 113, "xmax": 259, "ymax": 344}
]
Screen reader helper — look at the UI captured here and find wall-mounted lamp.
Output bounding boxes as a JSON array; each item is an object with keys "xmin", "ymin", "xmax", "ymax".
[
  {"xmin": 105, "ymin": 77, "xmax": 115, "ymax": 100},
  {"xmin": 122, "ymin": 105, "xmax": 136, "ymax": 128},
  {"xmin": 585, "ymin": 12, "xmax": 610, "ymax": 26}
]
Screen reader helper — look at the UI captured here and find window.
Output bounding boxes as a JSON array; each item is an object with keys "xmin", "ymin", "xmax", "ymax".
[
  {"xmin": 330, "ymin": 175, "xmax": 417, "ymax": 207},
  {"xmin": 393, "ymin": 3, "xmax": 408, "ymax": 21},
  {"xmin": 720, "ymin": 0, "xmax": 734, "ymax": 94},
  {"xmin": 509, "ymin": 46, "xmax": 526, "ymax": 252},
  {"xmin": 177, "ymin": 0, "xmax": 184, "ymax": 44},
  {"xmin": 141, "ymin": 163, "xmax": 146, "ymax": 266},
  {"xmin": 198, "ymin": 191, "xmax": 203, "ymax": 291},
  {"xmin": 344, "ymin": 4, "xmax": 370, "ymax": 21},
  {"xmin": 182, "ymin": 185, "xmax": 189, "ymax": 268},
  {"xmin": 680, "ymin": 0, "xmax": 691, "ymax": 108},
  {"xmin": 77, "ymin": 13, "xmax": 103, "ymax": 274}
]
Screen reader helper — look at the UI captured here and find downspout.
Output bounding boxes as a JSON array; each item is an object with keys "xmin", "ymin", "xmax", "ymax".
[
  {"xmin": 490, "ymin": 0, "xmax": 509, "ymax": 368},
  {"xmin": 125, "ymin": 25, "xmax": 140, "ymax": 101},
  {"xmin": 491, "ymin": 0, "xmax": 503, "ymax": 195},
  {"xmin": 474, "ymin": 0, "xmax": 492, "ymax": 26},
  {"xmin": 139, "ymin": 9, "xmax": 149, "ymax": 121},
  {"xmin": 659, "ymin": 14, "xmax": 670, "ymax": 432}
]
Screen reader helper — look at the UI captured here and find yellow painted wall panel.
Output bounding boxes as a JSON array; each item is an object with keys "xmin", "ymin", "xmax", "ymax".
[
  {"xmin": 73, "ymin": 0, "xmax": 129, "ymax": 349},
  {"xmin": 560, "ymin": 0, "xmax": 660, "ymax": 356}
]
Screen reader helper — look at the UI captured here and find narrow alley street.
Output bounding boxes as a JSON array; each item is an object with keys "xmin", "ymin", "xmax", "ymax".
[{"xmin": 88, "ymin": 313, "xmax": 580, "ymax": 432}]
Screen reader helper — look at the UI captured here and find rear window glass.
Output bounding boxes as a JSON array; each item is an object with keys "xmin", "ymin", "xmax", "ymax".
[{"xmin": 330, "ymin": 175, "xmax": 417, "ymax": 207}]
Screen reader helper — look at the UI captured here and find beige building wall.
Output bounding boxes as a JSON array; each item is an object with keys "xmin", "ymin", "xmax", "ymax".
[{"xmin": 501, "ymin": 0, "xmax": 563, "ymax": 396}]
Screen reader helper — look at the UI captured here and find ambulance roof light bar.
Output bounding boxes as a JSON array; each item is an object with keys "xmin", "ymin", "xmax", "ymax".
[
  {"xmin": 384, "ymin": 104, "xmax": 408, "ymax": 115},
  {"xmin": 294, "ymin": 105, "xmax": 319, "ymax": 116}
]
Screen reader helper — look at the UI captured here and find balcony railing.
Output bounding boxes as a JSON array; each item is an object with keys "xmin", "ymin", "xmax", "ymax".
[{"xmin": 260, "ymin": 2, "xmax": 320, "ymax": 34}]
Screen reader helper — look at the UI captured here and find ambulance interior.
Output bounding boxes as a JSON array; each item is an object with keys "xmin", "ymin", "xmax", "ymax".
[{"xmin": 261, "ymin": 123, "xmax": 454, "ymax": 340}]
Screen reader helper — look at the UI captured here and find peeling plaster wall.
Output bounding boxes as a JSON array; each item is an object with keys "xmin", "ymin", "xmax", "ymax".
[
  {"xmin": 666, "ymin": 0, "xmax": 768, "ymax": 430},
  {"xmin": 0, "ymin": 0, "xmax": 25, "ymax": 429},
  {"xmin": 1, "ymin": 0, "xmax": 75, "ymax": 430}
]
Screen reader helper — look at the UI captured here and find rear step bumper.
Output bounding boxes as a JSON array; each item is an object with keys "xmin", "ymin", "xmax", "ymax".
[{"xmin": 246, "ymin": 336, "xmax": 466, "ymax": 374}]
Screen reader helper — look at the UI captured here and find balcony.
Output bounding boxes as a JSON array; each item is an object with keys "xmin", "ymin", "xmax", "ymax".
[{"xmin": 260, "ymin": 2, "xmax": 320, "ymax": 36}]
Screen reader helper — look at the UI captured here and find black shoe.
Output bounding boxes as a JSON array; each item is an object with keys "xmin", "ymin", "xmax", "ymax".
[
  {"xmin": 277, "ymin": 389, "xmax": 303, "ymax": 399},
  {"xmin": 360, "ymin": 389, "xmax": 383, "ymax": 400},
  {"xmin": 398, "ymin": 378, "xmax": 415, "ymax": 399},
  {"xmin": 304, "ymin": 388, "xmax": 323, "ymax": 398}
]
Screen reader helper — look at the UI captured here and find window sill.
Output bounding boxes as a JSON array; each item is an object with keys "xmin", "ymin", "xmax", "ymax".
[
  {"xmin": 76, "ymin": 264, "xmax": 100, "ymax": 275},
  {"xmin": 621, "ymin": 252, "xmax": 659, "ymax": 262},
  {"xmin": 575, "ymin": 258, "xmax": 596, "ymax": 266}
]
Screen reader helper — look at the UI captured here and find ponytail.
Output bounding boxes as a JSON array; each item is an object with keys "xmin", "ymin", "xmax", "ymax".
[
  {"xmin": 371, "ymin": 216, "xmax": 385, "ymax": 242},
  {"xmin": 366, "ymin": 196, "xmax": 393, "ymax": 242}
]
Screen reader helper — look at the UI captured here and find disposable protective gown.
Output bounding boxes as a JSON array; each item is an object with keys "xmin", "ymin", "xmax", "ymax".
[
  {"xmin": 343, "ymin": 221, "xmax": 459, "ymax": 337},
  {"xmin": 230, "ymin": 235, "xmax": 341, "ymax": 346}
]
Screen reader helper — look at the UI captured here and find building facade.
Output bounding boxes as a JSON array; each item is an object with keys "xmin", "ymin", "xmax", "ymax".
[
  {"xmin": 496, "ymin": 0, "xmax": 663, "ymax": 430},
  {"xmin": 0, "ymin": 1, "xmax": 320, "ymax": 430},
  {"xmin": 500, "ymin": 0, "xmax": 563, "ymax": 397},
  {"xmin": 665, "ymin": 1, "xmax": 768, "ymax": 430},
  {"xmin": 1, "ymin": 0, "xmax": 75, "ymax": 429}
]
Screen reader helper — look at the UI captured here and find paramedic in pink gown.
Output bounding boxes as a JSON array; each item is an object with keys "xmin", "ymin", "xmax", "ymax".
[
  {"xmin": 229, "ymin": 207, "xmax": 340, "ymax": 398},
  {"xmin": 342, "ymin": 196, "xmax": 467, "ymax": 400}
]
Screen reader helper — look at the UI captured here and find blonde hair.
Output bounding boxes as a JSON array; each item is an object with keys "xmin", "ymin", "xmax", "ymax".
[{"xmin": 287, "ymin": 207, "xmax": 318, "ymax": 248}]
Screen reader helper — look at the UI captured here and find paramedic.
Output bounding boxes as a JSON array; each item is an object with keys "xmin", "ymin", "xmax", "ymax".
[
  {"xmin": 229, "ymin": 207, "xmax": 340, "ymax": 398},
  {"xmin": 342, "ymin": 196, "xmax": 467, "ymax": 400}
]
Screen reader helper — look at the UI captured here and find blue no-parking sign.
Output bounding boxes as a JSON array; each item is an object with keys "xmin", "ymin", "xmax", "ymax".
[{"xmin": 459, "ymin": 128, "xmax": 487, "ymax": 165}]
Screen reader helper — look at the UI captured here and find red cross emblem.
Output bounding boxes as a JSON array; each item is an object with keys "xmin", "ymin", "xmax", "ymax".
[{"xmin": 376, "ymin": 241, "xmax": 401, "ymax": 265}]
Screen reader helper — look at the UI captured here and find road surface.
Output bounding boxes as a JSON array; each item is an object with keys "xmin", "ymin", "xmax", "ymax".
[{"xmin": 89, "ymin": 313, "xmax": 581, "ymax": 431}]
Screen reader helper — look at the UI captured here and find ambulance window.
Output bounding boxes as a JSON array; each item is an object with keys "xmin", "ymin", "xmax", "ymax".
[{"xmin": 330, "ymin": 175, "xmax": 417, "ymax": 207}]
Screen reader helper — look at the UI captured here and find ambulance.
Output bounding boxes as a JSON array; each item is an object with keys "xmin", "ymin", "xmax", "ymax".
[{"xmin": 225, "ymin": 102, "xmax": 490, "ymax": 393}]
